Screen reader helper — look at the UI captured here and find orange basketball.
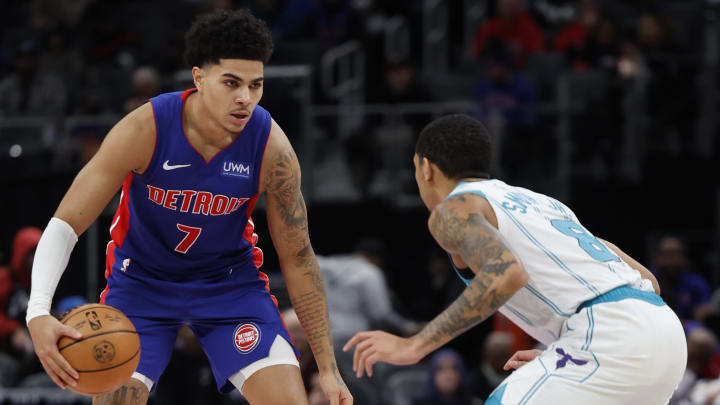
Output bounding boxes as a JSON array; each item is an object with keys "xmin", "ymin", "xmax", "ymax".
[{"xmin": 57, "ymin": 304, "xmax": 140, "ymax": 396}]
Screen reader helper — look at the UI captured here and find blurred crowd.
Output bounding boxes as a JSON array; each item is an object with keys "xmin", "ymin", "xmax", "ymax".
[{"xmin": 1, "ymin": 0, "xmax": 720, "ymax": 404}]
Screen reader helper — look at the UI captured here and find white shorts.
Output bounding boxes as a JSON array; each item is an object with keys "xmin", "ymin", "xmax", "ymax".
[{"xmin": 487, "ymin": 297, "xmax": 687, "ymax": 405}]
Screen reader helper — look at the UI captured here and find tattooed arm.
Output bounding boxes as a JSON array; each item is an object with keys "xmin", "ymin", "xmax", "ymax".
[
  {"xmin": 344, "ymin": 194, "xmax": 526, "ymax": 377},
  {"xmin": 414, "ymin": 194, "xmax": 527, "ymax": 352},
  {"xmin": 261, "ymin": 121, "xmax": 352, "ymax": 403}
]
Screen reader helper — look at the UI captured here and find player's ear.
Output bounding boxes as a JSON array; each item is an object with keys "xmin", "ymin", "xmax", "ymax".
[
  {"xmin": 191, "ymin": 66, "xmax": 204, "ymax": 91},
  {"xmin": 421, "ymin": 156, "xmax": 434, "ymax": 182}
]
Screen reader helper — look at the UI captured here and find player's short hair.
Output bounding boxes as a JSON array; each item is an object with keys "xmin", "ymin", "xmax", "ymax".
[
  {"xmin": 184, "ymin": 9, "xmax": 274, "ymax": 67},
  {"xmin": 415, "ymin": 114, "xmax": 492, "ymax": 179}
]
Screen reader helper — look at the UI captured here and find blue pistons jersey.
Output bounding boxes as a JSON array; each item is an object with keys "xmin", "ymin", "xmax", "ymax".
[
  {"xmin": 99, "ymin": 89, "xmax": 298, "ymax": 393},
  {"xmin": 101, "ymin": 88, "xmax": 269, "ymax": 289}
]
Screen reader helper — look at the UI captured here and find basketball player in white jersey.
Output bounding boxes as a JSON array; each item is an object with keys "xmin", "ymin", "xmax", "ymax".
[{"xmin": 344, "ymin": 114, "xmax": 686, "ymax": 404}]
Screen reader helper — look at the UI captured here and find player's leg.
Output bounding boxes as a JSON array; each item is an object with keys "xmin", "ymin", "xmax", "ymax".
[
  {"xmin": 227, "ymin": 334, "xmax": 306, "ymax": 404},
  {"xmin": 491, "ymin": 298, "xmax": 687, "ymax": 404},
  {"xmin": 92, "ymin": 377, "xmax": 149, "ymax": 405},
  {"xmin": 240, "ymin": 364, "xmax": 308, "ymax": 405},
  {"xmin": 487, "ymin": 342, "xmax": 608, "ymax": 405}
]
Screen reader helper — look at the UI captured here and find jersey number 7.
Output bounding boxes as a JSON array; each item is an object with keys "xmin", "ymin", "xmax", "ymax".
[{"xmin": 175, "ymin": 224, "xmax": 202, "ymax": 253}]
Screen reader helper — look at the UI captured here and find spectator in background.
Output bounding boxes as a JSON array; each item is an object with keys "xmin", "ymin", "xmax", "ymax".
[
  {"xmin": 0, "ymin": 39, "xmax": 67, "ymax": 116},
  {"xmin": 553, "ymin": 0, "xmax": 598, "ymax": 53},
  {"xmin": 635, "ymin": 12, "xmax": 697, "ymax": 160},
  {"xmin": 652, "ymin": 236, "xmax": 711, "ymax": 321},
  {"xmin": 0, "ymin": 227, "xmax": 42, "ymax": 386},
  {"xmin": 123, "ymin": 65, "xmax": 161, "ymax": 113},
  {"xmin": 553, "ymin": 0, "xmax": 620, "ymax": 71},
  {"xmin": 306, "ymin": 0, "xmax": 365, "ymax": 51},
  {"xmin": 319, "ymin": 238, "xmax": 421, "ymax": 405},
  {"xmin": 348, "ymin": 58, "xmax": 435, "ymax": 196},
  {"xmin": 470, "ymin": 331, "xmax": 514, "ymax": 400},
  {"xmin": 243, "ymin": 0, "xmax": 311, "ymax": 40},
  {"xmin": 472, "ymin": 39, "xmax": 537, "ymax": 181},
  {"xmin": 318, "ymin": 238, "xmax": 420, "ymax": 346},
  {"xmin": 472, "ymin": 40, "xmax": 537, "ymax": 128},
  {"xmin": 530, "ymin": 0, "xmax": 577, "ymax": 31},
  {"xmin": 411, "ymin": 348, "xmax": 481, "ymax": 405},
  {"xmin": 670, "ymin": 327, "xmax": 718, "ymax": 405},
  {"xmin": 36, "ymin": 28, "xmax": 84, "ymax": 87},
  {"xmin": 471, "ymin": 0, "xmax": 544, "ymax": 69},
  {"xmin": 368, "ymin": 58, "xmax": 433, "ymax": 107}
]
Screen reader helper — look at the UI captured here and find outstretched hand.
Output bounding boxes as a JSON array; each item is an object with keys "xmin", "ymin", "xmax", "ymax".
[
  {"xmin": 343, "ymin": 330, "xmax": 422, "ymax": 378},
  {"xmin": 27, "ymin": 315, "xmax": 82, "ymax": 389},
  {"xmin": 503, "ymin": 349, "xmax": 543, "ymax": 371}
]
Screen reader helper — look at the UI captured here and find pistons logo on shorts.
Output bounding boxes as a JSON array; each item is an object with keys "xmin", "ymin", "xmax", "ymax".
[{"xmin": 233, "ymin": 323, "xmax": 261, "ymax": 354}]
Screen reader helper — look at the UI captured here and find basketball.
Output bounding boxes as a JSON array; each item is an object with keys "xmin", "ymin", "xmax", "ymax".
[{"xmin": 57, "ymin": 304, "xmax": 140, "ymax": 396}]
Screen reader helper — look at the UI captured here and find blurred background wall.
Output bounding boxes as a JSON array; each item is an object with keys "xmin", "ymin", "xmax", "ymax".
[{"xmin": 1, "ymin": 0, "xmax": 719, "ymax": 404}]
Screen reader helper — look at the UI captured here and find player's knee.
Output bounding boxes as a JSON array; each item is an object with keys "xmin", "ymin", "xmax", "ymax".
[
  {"xmin": 238, "ymin": 364, "xmax": 307, "ymax": 405},
  {"xmin": 92, "ymin": 378, "xmax": 149, "ymax": 405}
]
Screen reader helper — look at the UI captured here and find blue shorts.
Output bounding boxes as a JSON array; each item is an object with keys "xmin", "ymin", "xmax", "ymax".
[{"xmin": 101, "ymin": 252, "xmax": 297, "ymax": 393}]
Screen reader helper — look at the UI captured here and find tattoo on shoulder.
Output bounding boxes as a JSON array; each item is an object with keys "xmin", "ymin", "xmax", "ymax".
[
  {"xmin": 430, "ymin": 203, "xmax": 516, "ymax": 276},
  {"xmin": 265, "ymin": 148, "xmax": 315, "ymax": 266},
  {"xmin": 266, "ymin": 150, "xmax": 307, "ymax": 228}
]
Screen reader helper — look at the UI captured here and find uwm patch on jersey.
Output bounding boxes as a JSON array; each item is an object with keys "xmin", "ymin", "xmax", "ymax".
[
  {"xmin": 222, "ymin": 160, "xmax": 252, "ymax": 178},
  {"xmin": 146, "ymin": 185, "xmax": 249, "ymax": 216}
]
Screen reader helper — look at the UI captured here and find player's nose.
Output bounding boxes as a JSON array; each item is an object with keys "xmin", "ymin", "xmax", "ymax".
[{"xmin": 234, "ymin": 87, "xmax": 250, "ymax": 104}]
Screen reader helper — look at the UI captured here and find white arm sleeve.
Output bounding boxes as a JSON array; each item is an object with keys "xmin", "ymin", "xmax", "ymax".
[{"xmin": 25, "ymin": 217, "xmax": 78, "ymax": 324}]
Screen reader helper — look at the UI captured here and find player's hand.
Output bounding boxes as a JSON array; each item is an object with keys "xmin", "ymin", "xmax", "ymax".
[
  {"xmin": 503, "ymin": 349, "xmax": 542, "ymax": 370},
  {"xmin": 318, "ymin": 367, "xmax": 353, "ymax": 405},
  {"xmin": 27, "ymin": 315, "xmax": 82, "ymax": 389},
  {"xmin": 343, "ymin": 330, "xmax": 422, "ymax": 378}
]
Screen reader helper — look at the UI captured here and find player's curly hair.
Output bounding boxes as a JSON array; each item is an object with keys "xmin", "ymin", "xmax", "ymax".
[
  {"xmin": 415, "ymin": 114, "xmax": 492, "ymax": 179},
  {"xmin": 184, "ymin": 9, "xmax": 274, "ymax": 67}
]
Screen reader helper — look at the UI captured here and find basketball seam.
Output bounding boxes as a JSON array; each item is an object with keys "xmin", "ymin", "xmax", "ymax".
[
  {"xmin": 58, "ymin": 330, "xmax": 138, "ymax": 352},
  {"xmin": 60, "ymin": 305, "xmax": 127, "ymax": 324},
  {"xmin": 74, "ymin": 347, "xmax": 140, "ymax": 373}
]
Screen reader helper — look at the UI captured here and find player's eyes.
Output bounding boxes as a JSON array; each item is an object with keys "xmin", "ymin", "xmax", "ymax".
[
  {"xmin": 250, "ymin": 83, "xmax": 262, "ymax": 90},
  {"xmin": 225, "ymin": 81, "xmax": 238, "ymax": 88}
]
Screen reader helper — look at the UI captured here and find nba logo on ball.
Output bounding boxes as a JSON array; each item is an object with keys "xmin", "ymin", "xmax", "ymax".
[{"xmin": 233, "ymin": 323, "xmax": 260, "ymax": 353}]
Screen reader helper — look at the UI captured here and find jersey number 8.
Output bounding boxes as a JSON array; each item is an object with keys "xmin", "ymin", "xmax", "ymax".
[{"xmin": 550, "ymin": 219, "xmax": 620, "ymax": 263}]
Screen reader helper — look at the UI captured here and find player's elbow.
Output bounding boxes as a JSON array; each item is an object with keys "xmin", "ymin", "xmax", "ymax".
[{"xmin": 503, "ymin": 264, "xmax": 528, "ymax": 293}]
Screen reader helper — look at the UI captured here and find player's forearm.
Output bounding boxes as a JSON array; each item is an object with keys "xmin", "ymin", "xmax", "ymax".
[
  {"xmin": 283, "ymin": 259, "xmax": 337, "ymax": 371},
  {"xmin": 26, "ymin": 218, "xmax": 78, "ymax": 323},
  {"xmin": 412, "ymin": 271, "xmax": 518, "ymax": 356}
]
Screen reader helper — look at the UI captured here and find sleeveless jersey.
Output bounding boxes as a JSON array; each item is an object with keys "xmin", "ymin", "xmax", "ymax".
[
  {"xmin": 105, "ymin": 89, "xmax": 270, "ymax": 282},
  {"xmin": 447, "ymin": 180, "xmax": 654, "ymax": 345}
]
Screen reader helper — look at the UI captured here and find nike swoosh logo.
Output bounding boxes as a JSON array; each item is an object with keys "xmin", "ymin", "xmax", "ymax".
[{"xmin": 163, "ymin": 160, "xmax": 191, "ymax": 170}]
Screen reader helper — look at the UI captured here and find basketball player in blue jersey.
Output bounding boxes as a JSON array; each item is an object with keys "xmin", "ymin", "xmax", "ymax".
[
  {"xmin": 345, "ymin": 115, "xmax": 686, "ymax": 404},
  {"xmin": 25, "ymin": 9, "xmax": 352, "ymax": 405}
]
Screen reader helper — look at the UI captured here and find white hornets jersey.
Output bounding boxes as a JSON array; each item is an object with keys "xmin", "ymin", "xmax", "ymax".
[{"xmin": 447, "ymin": 180, "xmax": 654, "ymax": 345}]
